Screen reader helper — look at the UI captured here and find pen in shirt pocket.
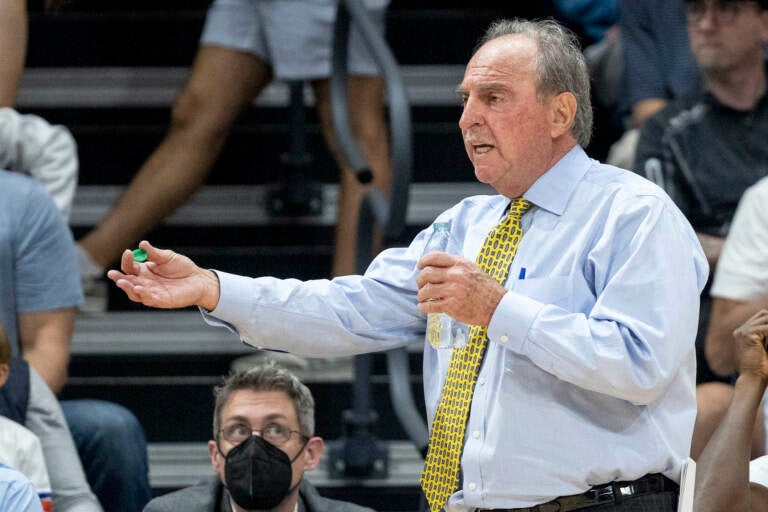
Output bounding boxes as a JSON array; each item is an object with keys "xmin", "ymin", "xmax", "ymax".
[{"xmin": 518, "ymin": 267, "xmax": 526, "ymax": 280}]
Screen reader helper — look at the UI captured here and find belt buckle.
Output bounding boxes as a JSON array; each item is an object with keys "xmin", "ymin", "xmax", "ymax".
[{"xmin": 585, "ymin": 485, "xmax": 614, "ymax": 504}]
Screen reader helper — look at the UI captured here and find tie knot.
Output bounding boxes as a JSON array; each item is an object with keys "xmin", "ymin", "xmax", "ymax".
[{"xmin": 508, "ymin": 198, "xmax": 532, "ymax": 219}]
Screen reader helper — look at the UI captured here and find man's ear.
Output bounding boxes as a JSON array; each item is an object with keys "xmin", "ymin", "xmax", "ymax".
[
  {"xmin": 0, "ymin": 364, "xmax": 9, "ymax": 388},
  {"xmin": 208, "ymin": 439, "xmax": 224, "ymax": 475},
  {"xmin": 302, "ymin": 437, "xmax": 325, "ymax": 471},
  {"xmin": 548, "ymin": 92, "xmax": 578, "ymax": 140}
]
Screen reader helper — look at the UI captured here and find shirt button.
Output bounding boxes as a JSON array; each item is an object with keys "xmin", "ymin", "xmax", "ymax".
[
  {"xmin": 468, "ymin": 482, "xmax": 477, "ymax": 491},
  {"xmin": 472, "ymin": 430, "xmax": 480, "ymax": 439},
  {"xmin": 500, "ymin": 335, "xmax": 509, "ymax": 343},
  {"xmin": 478, "ymin": 378, "xmax": 486, "ymax": 386}
]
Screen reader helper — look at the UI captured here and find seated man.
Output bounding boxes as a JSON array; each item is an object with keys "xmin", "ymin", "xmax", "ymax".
[
  {"xmin": 0, "ymin": 170, "xmax": 151, "ymax": 511},
  {"xmin": 695, "ymin": 309, "xmax": 768, "ymax": 511},
  {"xmin": 144, "ymin": 360, "xmax": 375, "ymax": 512}
]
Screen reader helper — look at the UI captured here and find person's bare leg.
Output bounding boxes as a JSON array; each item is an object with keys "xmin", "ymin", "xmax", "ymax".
[
  {"xmin": 311, "ymin": 76, "xmax": 392, "ymax": 277},
  {"xmin": 692, "ymin": 382, "xmax": 766, "ymax": 459},
  {"xmin": 79, "ymin": 46, "xmax": 273, "ymax": 269},
  {"xmin": 0, "ymin": 0, "xmax": 27, "ymax": 107}
]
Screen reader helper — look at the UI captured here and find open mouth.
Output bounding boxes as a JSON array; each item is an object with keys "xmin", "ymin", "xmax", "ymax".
[{"xmin": 473, "ymin": 144, "xmax": 494, "ymax": 155}]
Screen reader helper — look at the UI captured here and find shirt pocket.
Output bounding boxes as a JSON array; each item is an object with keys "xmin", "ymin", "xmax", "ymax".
[{"xmin": 511, "ymin": 276, "xmax": 575, "ymax": 311}]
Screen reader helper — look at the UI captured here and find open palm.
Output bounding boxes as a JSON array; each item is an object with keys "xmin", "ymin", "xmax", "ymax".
[{"xmin": 107, "ymin": 241, "xmax": 217, "ymax": 310}]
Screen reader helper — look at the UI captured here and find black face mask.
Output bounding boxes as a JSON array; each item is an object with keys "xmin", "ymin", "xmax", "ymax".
[{"xmin": 222, "ymin": 434, "xmax": 306, "ymax": 510}]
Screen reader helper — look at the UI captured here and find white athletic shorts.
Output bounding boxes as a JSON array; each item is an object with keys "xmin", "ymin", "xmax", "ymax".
[{"xmin": 200, "ymin": 0, "xmax": 389, "ymax": 80}]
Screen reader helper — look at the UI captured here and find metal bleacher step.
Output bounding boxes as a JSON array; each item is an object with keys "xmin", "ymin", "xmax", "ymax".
[
  {"xmin": 70, "ymin": 182, "xmax": 494, "ymax": 229},
  {"xmin": 17, "ymin": 65, "xmax": 465, "ymax": 109},
  {"xmin": 72, "ymin": 311, "xmax": 423, "ymax": 358},
  {"xmin": 148, "ymin": 440, "xmax": 423, "ymax": 490}
]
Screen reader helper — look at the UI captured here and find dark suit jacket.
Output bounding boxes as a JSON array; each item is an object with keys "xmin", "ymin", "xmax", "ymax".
[{"xmin": 143, "ymin": 476, "xmax": 376, "ymax": 512}]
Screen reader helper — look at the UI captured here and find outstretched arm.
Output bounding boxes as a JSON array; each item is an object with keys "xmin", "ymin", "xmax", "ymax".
[
  {"xmin": 695, "ymin": 309, "xmax": 768, "ymax": 512},
  {"xmin": 107, "ymin": 240, "xmax": 221, "ymax": 311}
]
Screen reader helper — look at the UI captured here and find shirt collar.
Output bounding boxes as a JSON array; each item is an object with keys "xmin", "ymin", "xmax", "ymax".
[{"xmin": 522, "ymin": 145, "xmax": 591, "ymax": 216}]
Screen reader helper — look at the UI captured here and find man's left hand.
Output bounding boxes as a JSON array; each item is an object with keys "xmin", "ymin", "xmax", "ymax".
[{"xmin": 416, "ymin": 251, "xmax": 506, "ymax": 327}]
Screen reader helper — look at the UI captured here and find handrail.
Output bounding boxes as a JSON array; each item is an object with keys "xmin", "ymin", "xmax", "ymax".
[
  {"xmin": 328, "ymin": 0, "xmax": 428, "ymax": 477},
  {"xmin": 331, "ymin": 0, "xmax": 413, "ymax": 244}
]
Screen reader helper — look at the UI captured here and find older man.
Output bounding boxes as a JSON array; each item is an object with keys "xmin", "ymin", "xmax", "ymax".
[
  {"xmin": 110, "ymin": 18, "xmax": 707, "ymax": 512},
  {"xmin": 143, "ymin": 360, "xmax": 374, "ymax": 512}
]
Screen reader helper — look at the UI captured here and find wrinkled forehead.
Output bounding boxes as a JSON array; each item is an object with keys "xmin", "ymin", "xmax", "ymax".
[
  {"xmin": 221, "ymin": 389, "xmax": 297, "ymax": 424},
  {"xmin": 463, "ymin": 35, "xmax": 538, "ymax": 85}
]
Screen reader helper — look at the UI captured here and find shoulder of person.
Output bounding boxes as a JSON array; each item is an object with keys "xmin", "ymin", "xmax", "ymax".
[
  {"xmin": 0, "ymin": 169, "xmax": 39, "ymax": 194},
  {"xmin": 300, "ymin": 480, "xmax": 376, "ymax": 512},
  {"xmin": 0, "ymin": 169, "xmax": 56, "ymax": 212},
  {"xmin": 143, "ymin": 476, "xmax": 220, "ymax": 512}
]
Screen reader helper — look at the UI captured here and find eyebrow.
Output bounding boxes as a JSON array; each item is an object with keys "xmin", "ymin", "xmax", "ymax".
[
  {"xmin": 225, "ymin": 413, "xmax": 289, "ymax": 426},
  {"xmin": 455, "ymin": 82, "xmax": 509, "ymax": 96}
]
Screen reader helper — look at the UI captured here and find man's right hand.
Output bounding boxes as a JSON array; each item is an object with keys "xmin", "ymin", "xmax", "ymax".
[
  {"xmin": 106, "ymin": 240, "xmax": 221, "ymax": 311},
  {"xmin": 733, "ymin": 309, "xmax": 768, "ymax": 383}
]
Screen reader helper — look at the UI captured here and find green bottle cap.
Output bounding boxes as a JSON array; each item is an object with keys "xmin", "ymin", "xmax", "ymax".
[{"xmin": 132, "ymin": 248, "xmax": 148, "ymax": 263}]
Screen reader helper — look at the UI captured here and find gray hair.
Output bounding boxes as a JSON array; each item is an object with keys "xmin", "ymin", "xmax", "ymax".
[
  {"xmin": 212, "ymin": 359, "xmax": 315, "ymax": 439},
  {"xmin": 476, "ymin": 18, "xmax": 593, "ymax": 147}
]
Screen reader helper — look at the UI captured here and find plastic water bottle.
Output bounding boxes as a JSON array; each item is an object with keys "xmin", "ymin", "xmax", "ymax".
[{"xmin": 422, "ymin": 221, "xmax": 469, "ymax": 349}]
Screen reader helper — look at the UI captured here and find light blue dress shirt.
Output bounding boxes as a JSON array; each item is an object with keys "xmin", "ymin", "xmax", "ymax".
[
  {"xmin": 204, "ymin": 146, "xmax": 708, "ymax": 510},
  {"xmin": 0, "ymin": 463, "xmax": 43, "ymax": 512}
]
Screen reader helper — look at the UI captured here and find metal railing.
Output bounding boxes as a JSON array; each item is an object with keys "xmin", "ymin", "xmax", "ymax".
[{"xmin": 326, "ymin": 0, "xmax": 428, "ymax": 480}]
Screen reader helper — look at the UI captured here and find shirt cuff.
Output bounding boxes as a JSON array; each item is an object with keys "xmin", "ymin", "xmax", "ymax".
[
  {"xmin": 198, "ymin": 271, "xmax": 255, "ymax": 339},
  {"xmin": 487, "ymin": 291, "xmax": 545, "ymax": 353}
]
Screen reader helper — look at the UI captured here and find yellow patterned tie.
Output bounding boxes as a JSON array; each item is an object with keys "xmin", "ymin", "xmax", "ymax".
[{"xmin": 420, "ymin": 197, "xmax": 532, "ymax": 512}]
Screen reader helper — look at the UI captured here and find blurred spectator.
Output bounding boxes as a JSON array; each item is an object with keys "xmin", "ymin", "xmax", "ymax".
[
  {"xmin": 620, "ymin": 0, "xmax": 699, "ymax": 128},
  {"xmin": 634, "ymin": 0, "xmax": 768, "ymax": 269},
  {"xmin": 704, "ymin": 177, "xmax": 768, "ymax": 460},
  {"xmin": 709, "ymin": 177, "xmax": 768, "ymax": 376},
  {"xmin": 553, "ymin": 0, "xmax": 619, "ymax": 44},
  {"xmin": 607, "ymin": 0, "xmax": 700, "ymax": 167},
  {"xmin": 0, "ymin": 462, "xmax": 43, "ymax": 512},
  {"xmin": 694, "ymin": 309, "xmax": 768, "ymax": 511},
  {"xmin": 0, "ymin": 324, "xmax": 52, "ymax": 511},
  {"xmin": 0, "ymin": 170, "xmax": 151, "ymax": 511},
  {"xmin": 143, "ymin": 360, "xmax": 375, "ymax": 512},
  {"xmin": 553, "ymin": 0, "xmax": 622, "ymax": 160},
  {"xmin": 0, "ymin": 108, "xmax": 78, "ymax": 220},
  {"xmin": 0, "ymin": 324, "xmax": 101, "ymax": 511},
  {"xmin": 77, "ymin": 0, "xmax": 392, "ymax": 293}
]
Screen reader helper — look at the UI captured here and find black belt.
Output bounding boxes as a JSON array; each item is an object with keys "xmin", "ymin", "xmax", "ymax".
[{"xmin": 475, "ymin": 473, "xmax": 679, "ymax": 512}]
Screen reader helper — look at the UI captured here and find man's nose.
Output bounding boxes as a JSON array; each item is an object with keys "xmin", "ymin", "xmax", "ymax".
[{"xmin": 459, "ymin": 97, "xmax": 482, "ymax": 130}]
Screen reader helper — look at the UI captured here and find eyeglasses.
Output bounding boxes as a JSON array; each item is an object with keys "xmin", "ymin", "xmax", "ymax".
[
  {"xmin": 686, "ymin": 1, "xmax": 759, "ymax": 25},
  {"xmin": 219, "ymin": 421, "xmax": 305, "ymax": 446}
]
